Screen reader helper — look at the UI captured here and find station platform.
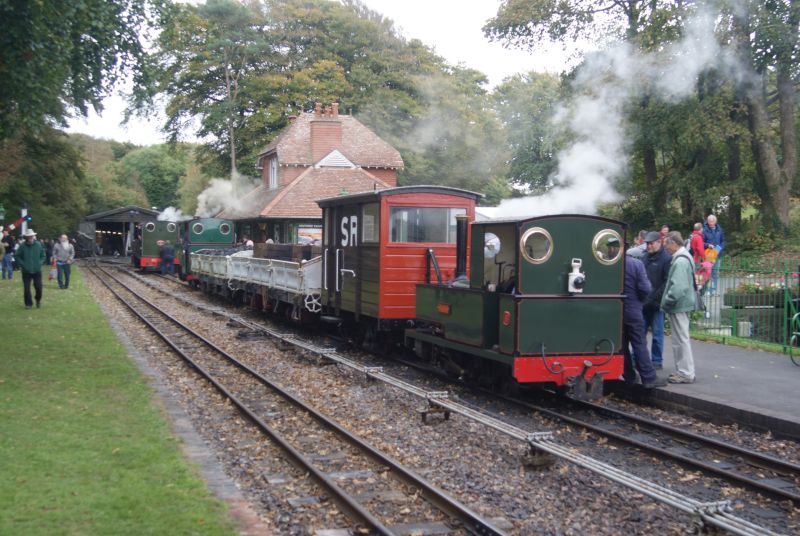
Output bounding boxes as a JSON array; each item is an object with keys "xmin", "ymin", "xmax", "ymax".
[{"xmin": 621, "ymin": 337, "xmax": 800, "ymax": 440}]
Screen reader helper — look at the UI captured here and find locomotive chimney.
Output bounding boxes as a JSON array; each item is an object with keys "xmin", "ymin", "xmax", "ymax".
[{"xmin": 454, "ymin": 214, "xmax": 468, "ymax": 281}]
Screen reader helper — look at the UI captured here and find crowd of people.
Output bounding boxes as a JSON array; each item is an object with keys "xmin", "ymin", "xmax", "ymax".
[
  {"xmin": 1, "ymin": 228, "xmax": 76, "ymax": 309},
  {"xmin": 624, "ymin": 214, "xmax": 725, "ymax": 386}
]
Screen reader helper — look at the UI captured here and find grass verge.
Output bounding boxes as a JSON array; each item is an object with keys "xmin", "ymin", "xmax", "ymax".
[{"xmin": 0, "ymin": 267, "xmax": 237, "ymax": 535}]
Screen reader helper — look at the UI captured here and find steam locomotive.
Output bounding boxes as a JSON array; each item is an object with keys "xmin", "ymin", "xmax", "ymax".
[{"xmin": 188, "ymin": 186, "xmax": 626, "ymax": 397}]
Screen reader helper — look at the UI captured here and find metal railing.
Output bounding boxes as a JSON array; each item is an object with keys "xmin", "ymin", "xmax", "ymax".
[{"xmin": 691, "ymin": 256, "xmax": 800, "ymax": 355}]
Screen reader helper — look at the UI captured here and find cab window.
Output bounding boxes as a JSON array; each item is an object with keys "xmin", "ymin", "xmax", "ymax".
[{"xmin": 389, "ymin": 207, "xmax": 465, "ymax": 243}]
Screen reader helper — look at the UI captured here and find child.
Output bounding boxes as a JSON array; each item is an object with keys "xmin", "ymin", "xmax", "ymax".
[{"xmin": 695, "ymin": 260, "xmax": 713, "ymax": 294}]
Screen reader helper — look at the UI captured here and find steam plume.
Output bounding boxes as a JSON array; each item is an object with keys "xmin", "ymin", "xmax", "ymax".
[
  {"xmin": 195, "ymin": 172, "xmax": 260, "ymax": 218},
  {"xmin": 497, "ymin": 7, "xmax": 730, "ymax": 217}
]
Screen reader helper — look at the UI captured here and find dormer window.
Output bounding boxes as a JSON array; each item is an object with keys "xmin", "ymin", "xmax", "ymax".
[{"xmin": 269, "ymin": 158, "xmax": 278, "ymax": 189}]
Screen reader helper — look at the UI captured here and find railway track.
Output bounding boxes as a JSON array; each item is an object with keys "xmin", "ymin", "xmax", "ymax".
[
  {"xmin": 508, "ymin": 395, "xmax": 800, "ymax": 506},
  {"xmin": 101, "ymin": 265, "xmax": 788, "ymax": 535},
  {"xmin": 88, "ymin": 265, "xmax": 507, "ymax": 536}
]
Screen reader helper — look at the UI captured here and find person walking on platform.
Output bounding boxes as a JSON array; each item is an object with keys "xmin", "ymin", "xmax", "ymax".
[
  {"xmin": 160, "ymin": 240, "xmax": 175, "ymax": 275},
  {"xmin": 702, "ymin": 214, "xmax": 725, "ymax": 295},
  {"xmin": 619, "ymin": 242, "xmax": 665, "ymax": 388},
  {"xmin": 641, "ymin": 231, "xmax": 671, "ymax": 369},
  {"xmin": 661, "ymin": 231, "xmax": 696, "ymax": 384},
  {"xmin": 14, "ymin": 229, "xmax": 45, "ymax": 309},
  {"xmin": 52, "ymin": 234, "xmax": 75, "ymax": 289}
]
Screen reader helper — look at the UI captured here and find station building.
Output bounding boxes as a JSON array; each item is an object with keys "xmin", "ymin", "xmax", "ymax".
[{"xmin": 218, "ymin": 102, "xmax": 404, "ymax": 244}]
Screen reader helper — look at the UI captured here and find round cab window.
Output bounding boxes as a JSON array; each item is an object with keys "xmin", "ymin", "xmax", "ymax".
[
  {"xmin": 144, "ymin": 222, "xmax": 156, "ymax": 232},
  {"xmin": 592, "ymin": 230, "xmax": 623, "ymax": 265},
  {"xmin": 520, "ymin": 227, "xmax": 553, "ymax": 264},
  {"xmin": 219, "ymin": 223, "xmax": 231, "ymax": 235},
  {"xmin": 166, "ymin": 223, "xmax": 177, "ymax": 233},
  {"xmin": 192, "ymin": 223, "xmax": 204, "ymax": 235}
]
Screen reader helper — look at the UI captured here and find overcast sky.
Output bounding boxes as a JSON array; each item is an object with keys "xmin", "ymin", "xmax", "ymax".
[{"xmin": 67, "ymin": 0, "xmax": 583, "ymax": 145}]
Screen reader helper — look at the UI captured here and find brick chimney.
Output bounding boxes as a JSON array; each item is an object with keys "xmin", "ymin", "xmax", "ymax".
[{"xmin": 311, "ymin": 102, "xmax": 342, "ymax": 162}]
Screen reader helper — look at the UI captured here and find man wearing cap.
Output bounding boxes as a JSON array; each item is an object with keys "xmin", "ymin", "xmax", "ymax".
[
  {"xmin": 14, "ymin": 229, "xmax": 45, "ymax": 309},
  {"xmin": 617, "ymin": 239, "xmax": 664, "ymax": 387},
  {"xmin": 641, "ymin": 230, "xmax": 672, "ymax": 369}
]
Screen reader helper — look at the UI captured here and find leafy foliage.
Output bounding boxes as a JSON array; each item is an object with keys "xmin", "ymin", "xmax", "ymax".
[
  {"xmin": 0, "ymin": 128, "xmax": 88, "ymax": 239},
  {"xmin": 0, "ymin": 0, "xmax": 165, "ymax": 140}
]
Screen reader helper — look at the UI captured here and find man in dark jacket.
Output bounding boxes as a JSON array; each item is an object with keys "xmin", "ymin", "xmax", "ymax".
[
  {"xmin": 14, "ymin": 229, "xmax": 45, "ymax": 309},
  {"xmin": 621, "ymin": 246, "xmax": 664, "ymax": 388},
  {"xmin": 641, "ymin": 231, "xmax": 672, "ymax": 369},
  {"xmin": 702, "ymin": 214, "xmax": 725, "ymax": 295},
  {"xmin": 160, "ymin": 240, "xmax": 176, "ymax": 275}
]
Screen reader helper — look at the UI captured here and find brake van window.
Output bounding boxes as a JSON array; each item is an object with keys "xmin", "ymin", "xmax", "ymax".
[{"xmin": 389, "ymin": 207, "xmax": 465, "ymax": 243}]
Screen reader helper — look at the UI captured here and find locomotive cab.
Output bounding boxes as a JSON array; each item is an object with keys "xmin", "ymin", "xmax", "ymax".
[{"xmin": 408, "ymin": 215, "xmax": 626, "ymax": 399}]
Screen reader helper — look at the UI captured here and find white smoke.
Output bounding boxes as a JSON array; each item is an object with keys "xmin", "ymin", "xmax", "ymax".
[
  {"xmin": 195, "ymin": 172, "xmax": 261, "ymax": 218},
  {"xmin": 157, "ymin": 206, "xmax": 192, "ymax": 222},
  {"xmin": 497, "ymin": 7, "xmax": 731, "ymax": 217}
]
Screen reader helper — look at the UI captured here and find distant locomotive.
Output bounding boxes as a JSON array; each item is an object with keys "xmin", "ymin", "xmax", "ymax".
[
  {"xmin": 188, "ymin": 186, "xmax": 626, "ymax": 397},
  {"xmin": 179, "ymin": 217, "xmax": 236, "ymax": 282},
  {"xmin": 131, "ymin": 220, "xmax": 182, "ymax": 272}
]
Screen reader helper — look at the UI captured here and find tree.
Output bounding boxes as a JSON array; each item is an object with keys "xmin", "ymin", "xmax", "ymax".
[
  {"xmin": 728, "ymin": 1, "xmax": 798, "ymax": 232},
  {"xmin": 151, "ymin": 0, "xmax": 271, "ymax": 179},
  {"xmin": 0, "ymin": 128, "xmax": 90, "ymax": 238},
  {"xmin": 492, "ymin": 72, "xmax": 562, "ymax": 193},
  {"xmin": 114, "ymin": 145, "xmax": 189, "ymax": 209},
  {"xmin": 0, "ymin": 0, "xmax": 165, "ymax": 140}
]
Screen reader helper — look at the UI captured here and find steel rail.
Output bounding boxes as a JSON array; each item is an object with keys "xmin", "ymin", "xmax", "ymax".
[
  {"xmin": 108, "ymin": 266, "xmax": 784, "ymax": 535},
  {"xmin": 227, "ymin": 319, "xmax": 784, "ymax": 536},
  {"xmin": 576, "ymin": 398, "xmax": 800, "ymax": 476},
  {"xmin": 91, "ymin": 266, "xmax": 506, "ymax": 536}
]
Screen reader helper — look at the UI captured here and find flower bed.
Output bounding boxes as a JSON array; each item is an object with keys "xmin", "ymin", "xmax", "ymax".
[{"xmin": 723, "ymin": 291, "xmax": 786, "ymax": 308}]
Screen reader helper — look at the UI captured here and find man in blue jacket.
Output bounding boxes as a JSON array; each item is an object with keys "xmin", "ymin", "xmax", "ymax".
[
  {"xmin": 616, "ymin": 239, "xmax": 664, "ymax": 388},
  {"xmin": 702, "ymin": 214, "xmax": 725, "ymax": 295},
  {"xmin": 641, "ymin": 231, "xmax": 672, "ymax": 369}
]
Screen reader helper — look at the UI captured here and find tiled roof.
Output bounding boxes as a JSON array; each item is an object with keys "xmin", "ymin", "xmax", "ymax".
[
  {"xmin": 258, "ymin": 112, "xmax": 404, "ymax": 169},
  {"xmin": 225, "ymin": 168, "xmax": 391, "ymax": 219}
]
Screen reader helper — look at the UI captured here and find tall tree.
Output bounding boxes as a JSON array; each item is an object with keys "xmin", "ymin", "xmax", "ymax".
[
  {"xmin": 153, "ymin": 0, "xmax": 270, "ymax": 178},
  {"xmin": 728, "ymin": 0, "xmax": 798, "ymax": 232},
  {"xmin": 0, "ymin": 0, "xmax": 165, "ymax": 140}
]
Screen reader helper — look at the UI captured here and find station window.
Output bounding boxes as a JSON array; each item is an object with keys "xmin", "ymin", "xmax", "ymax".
[
  {"xmin": 592, "ymin": 229, "xmax": 623, "ymax": 265},
  {"xmin": 362, "ymin": 203, "xmax": 379, "ymax": 243},
  {"xmin": 192, "ymin": 222, "xmax": 204, "ymax": 235},
  {"xmin": 219, "ymin": 222, "xmax": 231, "ymax": 235},
  {"xmin": 166, "ymin": 223, "xmax": 177, "ymax": 233},
  {"xmin": 520, "ymin": 227, "xmax": 553, "ymax": 264},
  {"xmin": 269, "ymin": 158, "xmax": 278, "ymax": 189},
  {"xmin": 144, "ymin": 222, "xmax": 156, "ymax": 232},
  {"xmin": 389, "ymin": 207, "xmax": 465, "ymax": 243}
]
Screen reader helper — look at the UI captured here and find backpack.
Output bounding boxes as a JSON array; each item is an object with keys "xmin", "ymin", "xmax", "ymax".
[{"xmin": 684, "ymin": 238, "xmax": 692, "ymax": 255}]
